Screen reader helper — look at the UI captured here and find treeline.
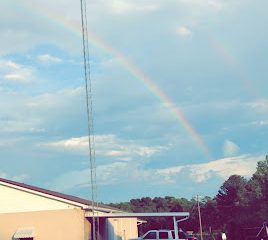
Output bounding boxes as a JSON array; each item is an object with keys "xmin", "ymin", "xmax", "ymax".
[{"xmin": 109, "ymin": 156, "xmax": 268, "ymax": 240}]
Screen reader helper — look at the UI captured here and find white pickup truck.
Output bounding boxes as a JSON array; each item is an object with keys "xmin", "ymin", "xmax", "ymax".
[{"xmin": 131, "ymin": 229, "xmax": 189, "ymax": 240}]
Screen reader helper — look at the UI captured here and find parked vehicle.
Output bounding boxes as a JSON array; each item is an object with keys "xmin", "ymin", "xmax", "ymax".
[
  {"xmin": 185, "ymin": 233, "xmax": 198, "ymax": 240},
  {"xmin": 131, "ymin": 229, "xmax": 196, "ymax": 240}
]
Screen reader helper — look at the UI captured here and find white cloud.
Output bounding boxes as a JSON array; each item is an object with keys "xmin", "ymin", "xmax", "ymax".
[
  {"xmin": 49, "ymin": 154, "xmax": 263, "ymax": 193},
  {"xmin": 38, "ymin": 54, "xmax": 62, "ymax": 64},
  {"xmin": 223, "ymin": 139, "xmax": 240, "ymax": 157},
  {"xmin": 50, "ymin": 161, "xmax": 173, "ymax": 192},
  {"xmin": 0, "ymin": 60, "xmax": 21, "ymax": 70},
  {"xmin": 0, "ymin": 59, "xmax": 34, "ymax": 82},
  {"xmin": 4, "ymin": 61, "xmax": 21, "ymax": 69},
  {"xmin": 40, "ymin": 134, "xmax": 167, "ymax": 160},
  {"xmin": 208, "ymin": 1, "xmax": 223, "ymax": 11},
  {"xmin": 248, "ymin": 99, "xmax": 268, "ymax": 114},
  {"xmin": 176, "ymin": 26, "xmax": 192, "ymax": 38},
  {"xmin": 179, "ymin": 0, "xmax": 224, "ymax": 11},
  {"xmin": 156, "ymin": 166, "xmax": 184, "ymax": 184},
  {"xmin": 259, "ymin": 120, "xmax": 268, "ymax": 126},
  {"xmin": 4, "ymin": 74, "xmax": 26, "ymax": 81},
  {"xmin": 188, "ymin": 155, "xmax": 263, "ymax": 182},
  {"xmin": 41, "ymin": 136, "xmax": 88, "ymax": 153},
  {"xmin": 109, "ymin": 0, "xmax": 159, "ymax": 14}
]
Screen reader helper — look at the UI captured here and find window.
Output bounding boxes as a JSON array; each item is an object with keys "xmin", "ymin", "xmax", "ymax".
[
  {"xmin": 143, "ymin": 232, "xmax": 157, "ymax": 239},
  {"xmin": 159, "ymin": 231, "xmax": 169, "ymax": 239}
]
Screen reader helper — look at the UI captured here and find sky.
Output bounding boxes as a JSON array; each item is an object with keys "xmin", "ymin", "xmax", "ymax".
[{"xmin": 0, "ymin": 0, "xmax": 268, "ymax": 203}]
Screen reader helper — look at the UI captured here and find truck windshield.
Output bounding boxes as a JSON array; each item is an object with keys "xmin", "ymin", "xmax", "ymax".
[{"xmin": 143, "ymin": 232, "xmax": 157, "ymax": 239}]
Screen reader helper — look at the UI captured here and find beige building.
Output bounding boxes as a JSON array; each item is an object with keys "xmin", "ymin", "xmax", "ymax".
[{"xmin": 0, "ymin": 178, "xmax": 139, "ymax": 240}]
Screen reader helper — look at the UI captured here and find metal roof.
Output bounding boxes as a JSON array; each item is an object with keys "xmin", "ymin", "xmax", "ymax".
[
  {"xmin": 86, "ymin": 212, "xmax": 190, "ymax": 218},
  {"xmin": 0, "ymin": 177, "xmax": 118, "ymax": 212}
]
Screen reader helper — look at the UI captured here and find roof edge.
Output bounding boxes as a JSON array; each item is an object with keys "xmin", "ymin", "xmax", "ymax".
[{"xmin": 0, "ymin": 177, "xmax": 117, "ymax": 212}]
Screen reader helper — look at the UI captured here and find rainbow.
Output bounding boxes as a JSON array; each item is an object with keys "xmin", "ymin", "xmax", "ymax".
[
  {"xmin": 207, "ymin": 34, "xmax": 257, "ymax": 97},
  {"xmin": 15, "ymin": 0, "xmax": 212, "ymax": 160}
]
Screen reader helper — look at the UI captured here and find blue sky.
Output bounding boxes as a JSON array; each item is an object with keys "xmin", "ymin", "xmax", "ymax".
[{"xmin": 0, "ymin": 0, "xmax": 267, "ymax": 203}]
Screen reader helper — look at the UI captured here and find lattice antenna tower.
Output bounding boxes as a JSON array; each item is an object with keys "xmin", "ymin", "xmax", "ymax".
[{"xmin": 80, "ymin": 0, "xmax": 98, "ymax": 239}]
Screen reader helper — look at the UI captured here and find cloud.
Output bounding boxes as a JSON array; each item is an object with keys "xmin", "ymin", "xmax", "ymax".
[
  {"xmin": 0, "ymin": 60, "xmax": 20, "ymax": 70},
  {"xmin": 50, "ymin": 160, "xmax": 175, "ymax": 192},
  {"xmin": 0, "ymin": 172, "xmax": 29, "ymax": 182},
  {"xmin": 38, "ymin": 54, "xmax": 63, "ymax": 64},
  {"xmin": 223, "ymin": 139, "xmax": 240, "ymax": 157},
  {"xmin": 131, "ymin": 155, "xmax": 262, "ymax": 185},
  {"xmin": 0, "ymin": 87, "xmax": 85, "ymax": 135},
  {"xmin": 0, "ymin": 119, "xmax": 44, "ymax": 133},
  {"xmin": 0, "ymin": 59, "xmax": 34, "ymax": 82},
  {"xmin": 40, "ymin": 136, "xmax": 88, "ymax": 153},
  {"xmin": 28, "ymin": 87, "xmax": 84, "ymax": 109},
  {"xmin": 49, "ymin": 153, "xmax": 264, "ymax": 194},
  {"xmin": 179, "ymin": 0, "xmax": 224, "ymax": 11},
  {"xmin": 176, "ymin": 26, "xmax": 192, "ymax": 38},
  {"xmin": 40, "ymin": 134, "xmax": 167, "ymax": 161},
  {"xmin": 3, "ymin": 61, "xmax": 21, "ymax": 69},
  {"xmin": 48, "ymin": 163, "xmax": 121, "ymax": 191},
  {"xmin": 208, "ymin": 1, "xmax": 223, "ymax": 11},
  {"xmin": 188, "ymin": 155, "xmax": 263, "ymax": 182},
  {"xmin": 248, "ymin": 99, "xmax": 268, "ymax": 114},
  {"xmin": 0, "ymin": 0, "xmax": 83, "ymax": 55},
  {"xmin": 156, "ymin": 166, "xmax": 184, "ymax": 184},
  {"xmin": 258, "ymin": 120, "xmax": 268, "ymax": 126},
  {"xmin": 108, "ymin": 0, "xmax": 159, "ymax": 14},
  {"xmin": 4, "ymin": 74, "xmax": 26, "ymax": 81}
]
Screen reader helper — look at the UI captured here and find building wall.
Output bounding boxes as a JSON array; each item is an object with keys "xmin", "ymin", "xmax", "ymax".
[
  {"xmin": 0, "ymin": 184, "xmax": 80, "ymax": 213},
  {"xmin": 92, "ymin": 217, "xmax": 138, "ymax": 240},
  {"xmin": 107, "ymin": 218, "xmax": 138, "ymax": 240},
  {"xmin": 0, "ymin": 182, "xmax": 138, "ymax": 240},
  {"xmin": 0, "ymin": 209, "xmax": 91, "ymax": 240}
]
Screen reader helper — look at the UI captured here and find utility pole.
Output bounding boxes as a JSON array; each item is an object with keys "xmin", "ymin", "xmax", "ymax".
[{"xmin": 197, "ymin": 195, "xmax": 203, "ymax": 240}]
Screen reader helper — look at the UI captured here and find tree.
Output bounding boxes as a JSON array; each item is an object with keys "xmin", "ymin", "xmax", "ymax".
[
  {"xmin": 216, "ymin": 175, "xmax": 247, "ymax": 211},
  {"xmin": 252, "ymin": 156, "xmax": 268, "ymax": 201},
  {"xmin": 247, "ymin": 156, "xmax": 268, "ymax": 223},
  {"xmin": 201, "ymin": 198, "xmax": 221, "ymax": 232},
  {"xmin": 216, "ymin": 175, "xmax": 248, "ymax": 240}
]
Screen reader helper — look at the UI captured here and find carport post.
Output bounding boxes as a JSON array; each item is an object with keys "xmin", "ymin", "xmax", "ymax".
[
  {"xmin": 173, "ymin": 215, "xmax": 190, "ymax": 240},
  {"xmin": 173, "ymin": 216, "xmax": 179, "ymax": 240}
]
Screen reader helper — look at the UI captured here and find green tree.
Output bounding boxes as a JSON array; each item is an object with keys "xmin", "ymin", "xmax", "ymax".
[
  {"xmin": 201, "ymin": 197, "xmax": 221, "ymax": 232},
  {"xmin": 247, "ymin": 156, "xmax": 268, "ymax": 223},
  {"xmin": 216, "ymin": 175, "xmax": 247, "ymax": 212},
  {"xmin": 216, "ymin": 175, "xmax": 248, "ymax": 240},
  {"xmin": 252, "ymin": 156, "xmax": 268, "ymax": 201}
]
